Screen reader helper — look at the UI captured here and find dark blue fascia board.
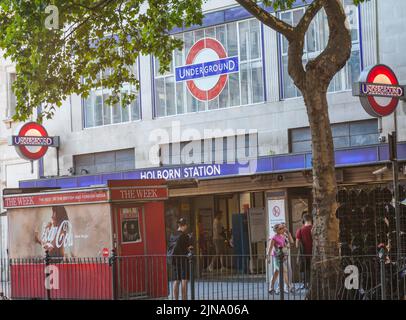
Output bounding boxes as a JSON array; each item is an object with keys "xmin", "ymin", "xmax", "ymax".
[
  {"xmin": 169, "ymin": 1, "xmax": 312, "ymax": 35},
  {"xmin": 19, "ymin": 142, "xmax": 406, "ymax": 190}
]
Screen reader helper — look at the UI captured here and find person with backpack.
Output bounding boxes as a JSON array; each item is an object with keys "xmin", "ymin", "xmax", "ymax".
[
  {"xmin": 295, "ymin": 213, "xmax": 313, "ymax": 289},
  {"xmin": 167, "ymin": 217, "xmax": 193, "ymax": 300}
]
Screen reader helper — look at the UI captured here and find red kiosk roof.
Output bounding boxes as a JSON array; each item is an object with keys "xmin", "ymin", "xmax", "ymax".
[{"xmin": 3, "ymin": 180, "xmax": 168, "ymax": 209}]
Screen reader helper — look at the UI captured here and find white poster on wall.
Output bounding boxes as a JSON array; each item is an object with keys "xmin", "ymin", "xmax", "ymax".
[
  {"xmin": 267, "ymin": 199, "xmax": 286, "ymax": 239},
  {"xmin": 248, "ymin": 208, "xmax": 266, "ymax": 243},
  {"xmin": 266, "ymin": 198, "xmax": 288, "ymax": 287}
]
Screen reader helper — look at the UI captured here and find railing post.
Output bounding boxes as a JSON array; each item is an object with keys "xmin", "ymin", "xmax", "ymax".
[
  {"xmin": 44, "ymin": 250, "xmax": 51, "ymax": 300},
  {"xmin": 279, "ymin": 249, "xmax": 284, "ymax": 301},
  {"xmin": 378, "ymin": 246, "xmax": 386, "ymax": 300},
  {"xmin": 109, "ymin": 249, "xmax": 117, "ymax": 300},
  {"xmin": 189, "ymin": 250, "xmax": 195, "ymax": 300}
]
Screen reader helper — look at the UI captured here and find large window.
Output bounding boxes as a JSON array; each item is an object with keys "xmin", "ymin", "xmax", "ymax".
[
  {"xmin": 154, "ymin": 18, "xmax": 265, "ymax": 117},
  {"xmin": 289, "ymin": 120, "xmax": 379, "ymax": 153},
  {"xmin": 74, "ymin": 149, "xmax": 135, "ymax": 174},
  {"xmin": 280, "ymin": 0, "xmax": 361, "ymax": 99},
  {"xmin": 83, "ymin": 63, "xmax": 140, "ymax": 128}
]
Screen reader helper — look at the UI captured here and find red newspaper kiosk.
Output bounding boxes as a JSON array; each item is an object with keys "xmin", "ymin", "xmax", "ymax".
[{"xmin": 2, "ymin": 179, "xmax": 169, "ymax": 300}]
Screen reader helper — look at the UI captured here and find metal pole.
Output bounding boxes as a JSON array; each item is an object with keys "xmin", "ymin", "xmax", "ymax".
[
  {"xmin": 189, "ymin": 250, "xmax": 195, "ymax": 300},
  {"xmin": 378, "ymin": 247, "xmax": 386, "ymax": 300},
  {"xmin": 390, "ymin": 132, "xmax": 402, "ymax": 261},
  {"xmin": 279, "ymin": 250, "xmax": 284, "ymax": 300},
  {"xmin": 56, "ymin": 147, "xmax": 60, "ymax": 176},
  {"xmin": 44, "ymin": 250, "xmax": 51, "ymax": 300},
  {"xmin": 109, "ymin": 249, "xmax": 117, "ymax": 300}
]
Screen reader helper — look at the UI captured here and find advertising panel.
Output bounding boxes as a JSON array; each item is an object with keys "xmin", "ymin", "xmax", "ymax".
[{"xmin": 8, "ymin": 203, "xmax": 112, "ymax": 258}]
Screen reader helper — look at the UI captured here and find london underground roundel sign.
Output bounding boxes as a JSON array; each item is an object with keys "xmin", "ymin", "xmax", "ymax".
[
  {"xmin": 175, "ymin": 38, "xmax": 239, "ymax": 101},
  {"xmin": 353, "ymin": 64, "xmax": 406, "ymax": 117},
  {"xmin": 10, "ymin": 122, "xmax": 58, "ymax": 161}
]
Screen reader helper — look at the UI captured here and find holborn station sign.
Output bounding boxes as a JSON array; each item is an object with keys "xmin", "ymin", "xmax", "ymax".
[{"xmin": 353, "ymin": 64, "xmax": 406, "ymax": 117}]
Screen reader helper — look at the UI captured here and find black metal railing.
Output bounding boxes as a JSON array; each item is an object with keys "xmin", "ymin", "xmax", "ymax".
[{"xmin": 0, "ymin": 252, "xmax": 405, "ymax": 300}]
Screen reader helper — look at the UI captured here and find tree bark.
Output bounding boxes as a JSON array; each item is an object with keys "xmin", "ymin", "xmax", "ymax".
[{"xmin": 302, "ymin": 83, "xmax": 340, "ymax": 299}]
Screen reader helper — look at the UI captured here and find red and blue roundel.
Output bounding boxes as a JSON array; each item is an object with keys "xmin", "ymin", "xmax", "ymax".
[
  {"xmin": 355, "ymin": 64, "xmax": 405, "ymax": 117},
  {"xmin": 175, "ymin": 38, "xmax": 239, "ymax": 101},
  {"xmin": 12, "ymin": 122, "xmax": 52, "ymax": 160}
]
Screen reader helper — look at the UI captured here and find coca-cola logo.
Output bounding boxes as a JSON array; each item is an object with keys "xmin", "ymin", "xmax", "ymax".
[{"xmin": 41, "ymin": 220, "xmax": 73, "ymax": 248}]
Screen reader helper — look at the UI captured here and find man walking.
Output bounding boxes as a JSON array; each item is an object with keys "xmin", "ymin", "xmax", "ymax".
[
  {"xmin": 169, "ymin": 218, "xmax": 193, "ymax": 300},
  {"xmin": 296, "ymin": 213, "xmax": 313, "ymax": 289},
  {"xmin": 207, "ymin": 210, "xmax": 227, "ymax": 272}
]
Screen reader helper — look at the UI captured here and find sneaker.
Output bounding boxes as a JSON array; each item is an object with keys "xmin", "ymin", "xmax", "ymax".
[{"xmin": 268, "ymin": 289, "xmax": 275, "ymax": 295}]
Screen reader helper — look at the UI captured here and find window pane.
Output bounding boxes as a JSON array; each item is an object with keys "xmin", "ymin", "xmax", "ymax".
[
  {"xmin": 227, "ymin": 23, "xmax": 238, "ymax": 56},
  {"xmin": 350, "ymin": 120, "xmax": 378, "ymax": 135},
  {"xmin": 292, "ymin": 141, "xmax": 311, "ymax": 153},
  {"xmin": 251, "ymin": 61, "xmax": 264, "ymax": 103},
  {"xmin": 215, "ymin": 25, "xmax": 226, "ymax": 49},
  {"xmin": 282, "ymin": 56, "xmax": 296, "ymax": 98},
  {"xmin": 293, "ymin": 9, "xmax": 304, "ymax": 26},
  {"xmin": 8, "ymin": 73, "xmax": 17, "ymax": 118},
  {"xmin": 174, "ymin": 34, "xmax": 183, "ymax": 67},
  {"xmin": 351, "ymin": 134, "xmax": 379, "ymax": 147},
  {"xmin": 218, "ymin": 82, "xmax": 228, "ymax": 109},
  {"xmin": 131, "ymin": 98, "xmax": 140, "ymax": 121},
  {"xmin": 348, "ymin": 50, "xmax": 361, "ymax": 88},
  {"xmin": 184, "ymin": 32, "xmax": 194, "ymax": 57},
  {"xmin": 332, "ymin": 123, "xmax": 349, "ymax": 137},
  {"xmin": 194, "ymin": 29, "xmax": 204, "ymax": 42},
  {"xmin": 209, "ymin": 95, "xmax": 219, "ymax": 110},
  {"xmin": 103, "ymin": 93, "xmax": 112, "ymax": 125},
  {"xmin": 333, "ymin": 136, "xmax": 350, "ymax": 149},
  {"xmin": 240, "ymin": 63, "xmax": 249, "ymax": 105},
  {"xmin": 84, "ymin": 95, "xmax": 94, "ymax": 128},
  {"xmin": 165, "ymin": 76, "xmax": 176, "ymax": 116},
  {"xmin": 94, "ymin": 93, "xmax": 103, "ymax": 126},
  {"xmin": 205, "ymin": 27, "xmax": 215, "ymax": 38},
  {"xmin": 155, "ymin": 78, "xmax": 166, "ymax": 117},
  {"xmin": 250, "ymin": 20, "xmax": 261, "ymax": 60},
  {"xmin": 122, "ymin": 104, "xmax": 130, "ymax": 122},
  {"xmin": 176, "ymin": 82, "xmax": 185, "ymax": 114},
  {"xmin": 291, "ymin": 127, "xmax": 311, "ymax": 142},
  {"xmin": 112, "ymin": 101, "xmax": 121, "ymax": 124},
  {"xmin": 229, "ymin": 72, "xmax": 240, "ymax": 106},
  {"xmin": 307, "ymin": 19, "xmax": 317, "ymax": 54},
  {"xmin": 239, "ymin": 21, "xmax": 249, "ymax": 61}
]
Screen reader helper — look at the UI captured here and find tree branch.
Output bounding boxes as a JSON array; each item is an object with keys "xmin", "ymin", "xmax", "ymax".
[
  {"xmin": 63, "ymin": 0, "xmax": 116, "ymax": 42},
  {"xmin": 235, "ymin": 0, "xmax": 295, "ymax": 41},
  {"xmin": 307, "ymin": 0, "xmax": 351, "ymax": 86},
  {"xmin": 295, "ymin": 0, "xmax": 324, "ymax": 36}
]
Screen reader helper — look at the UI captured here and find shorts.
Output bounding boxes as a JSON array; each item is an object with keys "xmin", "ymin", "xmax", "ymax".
[
  {"xmin": 273, "ymin": 256, "xmax": 288, "ymax": 272},
  {"xmin": 172, "ymin": 257, "xmax": 190, "ymax": 281}
]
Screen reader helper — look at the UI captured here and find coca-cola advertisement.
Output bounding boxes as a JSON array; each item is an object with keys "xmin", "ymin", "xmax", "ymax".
[{"xmin": 8, "ymin": 203, "xmax": 112, "ymax": 258}]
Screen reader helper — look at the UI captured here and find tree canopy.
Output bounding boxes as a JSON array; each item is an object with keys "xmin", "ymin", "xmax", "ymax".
[{"xmin": 0, "ymin": 0, "xmax": 365, "ymax": 122}]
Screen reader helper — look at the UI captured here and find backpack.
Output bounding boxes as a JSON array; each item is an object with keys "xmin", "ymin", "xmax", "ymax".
[{"xmin": 167, "ymin": 232, "xmax": 182, "ymax": 264}]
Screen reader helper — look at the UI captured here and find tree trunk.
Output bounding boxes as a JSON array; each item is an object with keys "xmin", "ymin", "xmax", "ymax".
[{"xmin": 302, "ymin": 77, "xmax": 340, "ymax": 299}]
